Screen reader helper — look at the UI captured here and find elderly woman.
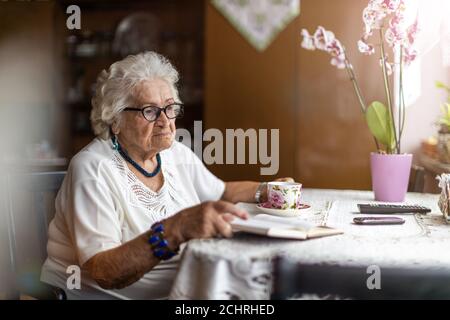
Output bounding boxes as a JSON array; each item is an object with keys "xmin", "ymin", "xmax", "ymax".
[{"xmin": 41, "ymin": 52, "xmax": 293, "ymax": 299}]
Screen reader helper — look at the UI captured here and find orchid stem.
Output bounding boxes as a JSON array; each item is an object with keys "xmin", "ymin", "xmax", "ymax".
[
  {"xmin": 344, "ymin": 53, "xmax": 380, "ymax": 151},
  {"xmin": 344, "ymin": 55, "xmax": 366, "ymax": 114},
  {"xmin": 379, "ymin": 28, "xmax": 399, "ymax": 154},
  {"xmin": 398, "ymin": 48, "xmax": 404, "ymax": 154}
]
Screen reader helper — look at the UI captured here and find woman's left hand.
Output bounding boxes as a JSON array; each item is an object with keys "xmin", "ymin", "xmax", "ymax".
[
  {"xmin": 273, "ymin": 177, "xmax": 295, "ymax": 183},
  {"xmin": 222, "ymin": 177, "xmax": 296, "ymax": 204}
]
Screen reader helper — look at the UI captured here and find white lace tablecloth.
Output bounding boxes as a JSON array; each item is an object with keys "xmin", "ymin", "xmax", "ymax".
[{"xmin": 169, "ymin": 189, "xmax": 448, "ymax": 300}]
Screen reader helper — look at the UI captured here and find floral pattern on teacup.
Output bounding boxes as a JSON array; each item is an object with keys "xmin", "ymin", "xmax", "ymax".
[
  {"xmin": 267, "ymin": 183, "xmax": 302, "ymax": 210},
  {"xmin": 268, "ymin": 191, "xmax": 286, "ymax": 209},
  {"xmin": 296, "ymin": 191, "xmax": 303, "ymax": 208}
]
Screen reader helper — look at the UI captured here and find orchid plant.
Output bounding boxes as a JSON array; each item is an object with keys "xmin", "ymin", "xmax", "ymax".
[
  {"xmin": 436, "ymin": 81, "xmax": 450, "ymax": 132},
  {"xmin": 301, "ymin": 0, "xmax": 419, "ymax": 154}
]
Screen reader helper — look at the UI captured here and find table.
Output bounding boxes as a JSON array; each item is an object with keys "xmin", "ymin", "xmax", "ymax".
[{"xmin": 169, "ymin": 189, "xmax": 449, "ymax": 299}]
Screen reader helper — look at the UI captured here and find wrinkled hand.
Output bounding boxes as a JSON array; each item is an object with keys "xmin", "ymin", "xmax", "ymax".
[
  {"xmin": 260, "ymin": 177, "xmax": 296, "ymax": 203},
  {"xmin": 164, "ymin": 201, "xmax": 249, "ymax": 245}
]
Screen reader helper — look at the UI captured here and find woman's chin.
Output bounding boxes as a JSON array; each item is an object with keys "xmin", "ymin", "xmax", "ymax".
[{"xmin": 152, "ymin": 135, "xmax": 174, "ymax": 150}]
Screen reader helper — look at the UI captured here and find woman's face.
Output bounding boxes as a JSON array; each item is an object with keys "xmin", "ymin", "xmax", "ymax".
[{"xmin": 116, "ymin": 78, "xmax": 177, "ymax": 156}]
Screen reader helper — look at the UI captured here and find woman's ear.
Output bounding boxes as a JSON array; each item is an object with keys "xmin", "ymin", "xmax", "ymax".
[{"xmin": 111, "ymin": 120, "xmax": 120, "ymax": 135}]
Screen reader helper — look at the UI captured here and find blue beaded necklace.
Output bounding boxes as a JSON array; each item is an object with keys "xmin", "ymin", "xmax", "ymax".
[{"xmin": 112, "ymin": 136, "xmax": 161, "ymax": 178}]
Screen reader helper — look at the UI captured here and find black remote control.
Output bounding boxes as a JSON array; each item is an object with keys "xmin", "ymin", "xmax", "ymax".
[{"xmin": 357, "ymin": 204, "xmax": 431, "ymax": 214}]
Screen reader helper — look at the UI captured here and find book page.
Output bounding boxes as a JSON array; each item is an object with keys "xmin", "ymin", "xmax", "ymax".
[
  {"xmin": 252, "ymin": 214, "xmax": 315, "ymax": 230},
  {"xmin": 232, "ymin": 203, "xmax": 343, "ymax": 239},
  {"xmin": 231, "ymin": 214, "xmax": 314, "ymax": 232}
]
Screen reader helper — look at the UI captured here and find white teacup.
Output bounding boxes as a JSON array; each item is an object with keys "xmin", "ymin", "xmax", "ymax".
[{"xmin": 266, "ymin": 181, "xmax": 303, "ymax": 210}]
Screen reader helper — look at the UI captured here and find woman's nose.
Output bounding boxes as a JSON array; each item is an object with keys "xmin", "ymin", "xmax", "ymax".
[{"xmin": 155, "ymin": 109, "xmax": 170, "ymax": 126}]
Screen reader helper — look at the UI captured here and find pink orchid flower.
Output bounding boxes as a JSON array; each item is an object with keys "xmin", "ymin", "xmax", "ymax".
[
  {"xmin": 406, "ymin": 18, "xmax": 419, "ymax": 46},
  {"xmin": 385, "ymin": 11, "xmax": 406, "ymax": 47},
  {"xmin": 378, "ymin": 0, "xmax": 403, "ymax": 13},
  {"xmin": 368, "ymin": 0, "xmax": 403, "ymax": 14},
  {"xmin": 402, "ymin": 46, "xmax": 418, "ymax": 66},
  {"xmin": 327, "ymin": 39, "xmax": 347, "ymax": 69},
  {"xmin": 358, "ymin": 38, "xmax": 375, "ymax": 55},
  {"xmin": 331, "ymin": 54, "xmax": 347, "ymax": 69},
  {"xmin": 301, "ymin": 26, "xmax": 348, "ymax": 69},
  {"xmin": 301, "ymin": 29, "xmax": 316, "ymax": 51},
  {"xmin": 360, "ymin": 0, "xmax": 419, "ymax": 68},
  {"xmin": 362, "ymin": 0, "xmax": 406, "ymax": 37},
  {"xmin": 313, "ymin": 26, "xmax": 335, "ymax": 51},
  {"xmin": 362, "ymin": 6, "xmax": 386, "ymax": 35},
  {"xmin": 326, "ymin": 38, "xmax": 345, "ymax": 57}
]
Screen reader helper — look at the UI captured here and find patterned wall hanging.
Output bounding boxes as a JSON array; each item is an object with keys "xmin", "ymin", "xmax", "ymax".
[{"xmin": 211, "ymin": 0, "xmax": 300, "ymax": 51}]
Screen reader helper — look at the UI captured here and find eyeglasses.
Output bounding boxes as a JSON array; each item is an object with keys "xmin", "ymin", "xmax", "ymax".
[{"xmin": 123, "ymin": 103, "xmax": 184, "ymax": 122}]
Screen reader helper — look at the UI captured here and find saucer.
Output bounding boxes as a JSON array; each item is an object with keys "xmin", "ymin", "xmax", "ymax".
[{"xmin": 256, "ymin": 203, "xmax": 311, "ymax": 217}]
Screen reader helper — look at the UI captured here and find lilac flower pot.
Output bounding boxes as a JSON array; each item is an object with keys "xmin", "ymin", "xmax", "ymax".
[{"xmin": 370, "ymin": 153, "xmax": 413, "ymax": 202}]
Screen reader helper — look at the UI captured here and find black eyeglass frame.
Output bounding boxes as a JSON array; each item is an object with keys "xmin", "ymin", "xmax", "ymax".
[{"xmin": 123, "ymin": 103, "xmax": 184, "ymax": 122}]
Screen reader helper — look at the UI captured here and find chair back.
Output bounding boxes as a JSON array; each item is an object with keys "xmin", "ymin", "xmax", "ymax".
[
  {"xmin": 408, "ymin": 165, "xmax": 425, "ymax": 193},
  {"xmin": 4, "ymin": 171, "xmax": 66, "ymax": 299}
]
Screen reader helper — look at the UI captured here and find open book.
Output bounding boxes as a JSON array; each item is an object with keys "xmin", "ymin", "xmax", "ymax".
[{"xmin": 231, "ymin": 214, "xmax": 343, "ymax": 240}]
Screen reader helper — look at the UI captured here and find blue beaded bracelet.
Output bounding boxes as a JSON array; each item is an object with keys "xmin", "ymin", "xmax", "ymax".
[{"xmin": 148, "ymin": 222, "xmax": 179, "ymax": 260}]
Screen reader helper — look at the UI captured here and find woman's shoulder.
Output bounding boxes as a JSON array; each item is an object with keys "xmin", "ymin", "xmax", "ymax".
[{"xmin": 68, "ymin": 138, "xmax": 114, "ymax": 180}]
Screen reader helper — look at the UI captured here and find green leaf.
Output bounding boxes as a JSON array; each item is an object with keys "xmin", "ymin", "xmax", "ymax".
[
  {"xmin": 439, "ymin": 103, "xmax": 450, "ymax": 129},
  {"xmin": 436, "ymin": 81, "xmax": 450, "ymax": 90},
  {"xmin": 365, "ymin": 101, "xmax": 395, "ymax": 151},
  {"xmin": 436, "ymin": 81, "xmax": 450, "ymax": 103}
]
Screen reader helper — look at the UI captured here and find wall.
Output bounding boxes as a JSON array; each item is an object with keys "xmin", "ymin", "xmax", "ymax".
[
  {"xmin": 204, "ymin": 1, "xmax": 298, "ymax": 182},
  {"xmin": 0, "ymin": 1, "xmax": 65, "ymax": 159},
  {"xmin": 205, "ymin": 0, "xmax": 448, "ymax": 191},
  {"xmin": 296, "ymin": 0, "xmax": 384, "ymax": 190}
]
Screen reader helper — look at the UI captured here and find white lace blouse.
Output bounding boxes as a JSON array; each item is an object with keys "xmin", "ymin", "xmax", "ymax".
[{"xmin": 40, "ymin": 137, "xmax": 225, "ymax": 299}]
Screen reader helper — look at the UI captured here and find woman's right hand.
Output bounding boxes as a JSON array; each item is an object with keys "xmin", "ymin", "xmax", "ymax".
[
  {"xmin": 84, "ymin": 200, "xmax": 247, "ymax": 290},
  {"xmin": 163, "ymin": 201, "xmax": 249, "ymax": 247}
]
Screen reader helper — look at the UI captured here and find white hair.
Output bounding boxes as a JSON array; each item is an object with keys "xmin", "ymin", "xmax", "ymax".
[{"xmin": 90, "ymin": 51, "xmax": 180, "ymax": 140}]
